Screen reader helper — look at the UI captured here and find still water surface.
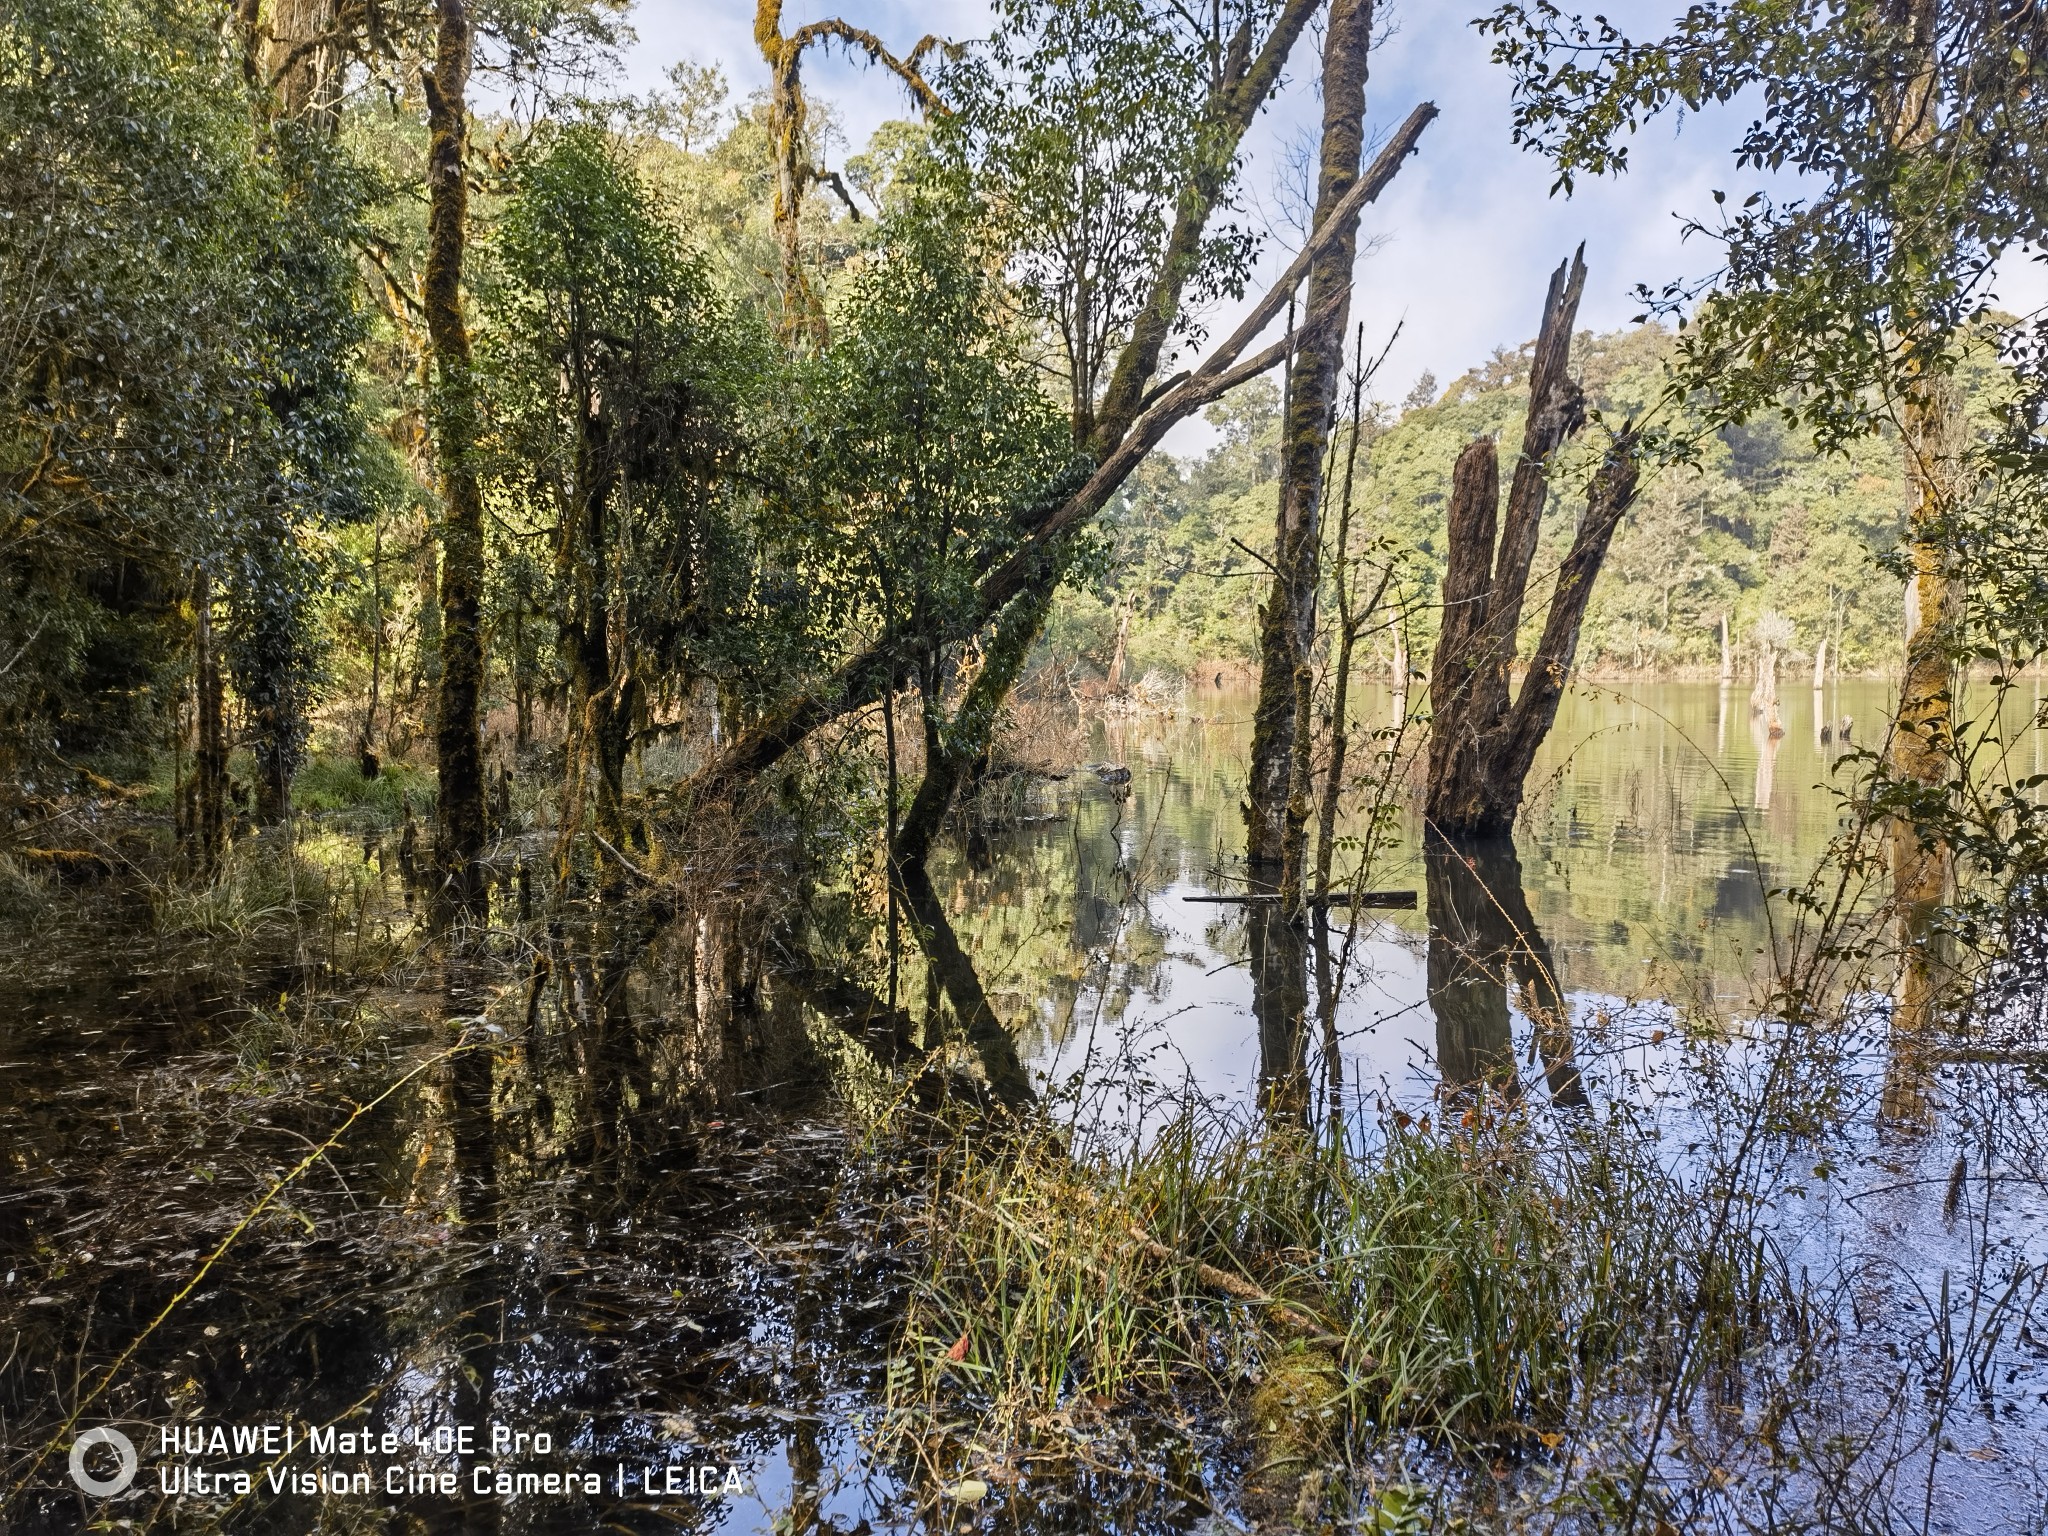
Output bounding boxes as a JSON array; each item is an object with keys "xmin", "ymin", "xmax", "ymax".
[
  {"xmin": 945, "ymin": 680, "xmax": 1936, "ymax": 1112},
  {"xmin": 4, "ymin": 679, "xmax": 2045, "ymax": 1532}
]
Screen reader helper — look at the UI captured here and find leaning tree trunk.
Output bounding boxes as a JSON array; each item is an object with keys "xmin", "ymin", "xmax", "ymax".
[
  {"xmin": 1425, "ymin": 250, "xmax": 1641, "ymax": 841},
  {"xmin": 422, "ymin": 0, "xmax": 488, "ymax": 918},
  {"xmin": 1245, "ymin": 0, "xmax": 1376, "ymax": 901},
  {"xmin": 685, "ymin": 99, "xmax": 1434, "ymax": 826}
]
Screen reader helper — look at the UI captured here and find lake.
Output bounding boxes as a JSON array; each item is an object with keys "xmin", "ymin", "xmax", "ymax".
[{"xmin": 5, "ymin": 678, "xmax": 2046, "ymax": 1533}]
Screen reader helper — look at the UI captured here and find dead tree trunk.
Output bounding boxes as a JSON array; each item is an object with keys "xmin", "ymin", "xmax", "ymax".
[
  {"xmin": 1425, "ymin": 250, "xmax": 1640, "ymax": 839},
  {"xmin": 1245, "ymin": 0, "xmax": 1375, "ymax": 899},
  {"xmin": 422, "ymin": 0, "xmax": 488, "ymax": 919}
]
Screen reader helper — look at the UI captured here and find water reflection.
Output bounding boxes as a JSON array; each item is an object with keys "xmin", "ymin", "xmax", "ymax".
[
  {"xmin": 429, "ymin": 954, "xmax": 502, "ymax": 1534},
  {"xmin": 1246, "ymin": 902, "xmax": 1310, "ymax": 1121},
  {"xmin": 1752, "ymin": 713, "xmax": 1779, "ymax": 811},
  {"xmin": 1423, "ymin": 835, "xmax": 1586, "ymax": 1106},
  {"xmin": 937, "ymin": 680, "xmax": 2038, "ymax": 1115}
]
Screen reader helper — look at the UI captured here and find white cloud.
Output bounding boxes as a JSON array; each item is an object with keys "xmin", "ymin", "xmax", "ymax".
[{"xmin": 618, "ymin": 1, "xmax": 1811, "ymax": 421}]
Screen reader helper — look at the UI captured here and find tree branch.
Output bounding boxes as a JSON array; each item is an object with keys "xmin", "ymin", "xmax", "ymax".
[{"xmin": 685, "ymin": 104, "xmax": 1436, "ymax": 805}]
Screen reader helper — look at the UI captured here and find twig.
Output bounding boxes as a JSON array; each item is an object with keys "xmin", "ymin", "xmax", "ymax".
[{"xmin": 588, "ymin": 831, "xmax": 660, "ymax": 886}]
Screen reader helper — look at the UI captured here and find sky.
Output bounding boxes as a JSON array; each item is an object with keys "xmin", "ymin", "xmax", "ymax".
[{"xmin": 609, "ymin": 1, "xmax": 2041, "ymax": 441}]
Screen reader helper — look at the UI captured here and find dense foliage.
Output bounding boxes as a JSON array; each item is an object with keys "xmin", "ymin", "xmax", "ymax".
[
  {"xmin": 0, "ymin": 0, "xmax": 371, "ymax": 789},
  {"xmin": 1049, "ymin": 325, "xmax": 1952, "ymax": 686}
]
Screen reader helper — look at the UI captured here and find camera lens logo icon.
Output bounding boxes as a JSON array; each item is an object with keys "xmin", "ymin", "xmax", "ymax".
[{"xmin": 69, "ymin": 1427, "xmax": 138, "ymax": 1496}]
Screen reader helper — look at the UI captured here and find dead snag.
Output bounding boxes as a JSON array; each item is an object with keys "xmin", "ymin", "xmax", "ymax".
[{"xmin": 1424, "ymin": 251, "xmax": 1640, "ymax": 840}]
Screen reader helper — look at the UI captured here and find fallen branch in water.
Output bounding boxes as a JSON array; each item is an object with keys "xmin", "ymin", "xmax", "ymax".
[
  {"xmin": 1182, "ymin": 889, "xmax": 1415, "ymax": 909},
  {"xmin": 1120, "ymin": 1221, "xmax": 1350, "ymax": 1351}
]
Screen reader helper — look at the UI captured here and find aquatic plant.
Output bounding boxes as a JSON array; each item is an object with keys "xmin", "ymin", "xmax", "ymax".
[{"xmin": 882, "ymin": 1077, "xmax": 1792, "ymax": 1511}]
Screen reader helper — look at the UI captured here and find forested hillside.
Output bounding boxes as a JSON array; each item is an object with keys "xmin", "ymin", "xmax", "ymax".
[{"xmin": 1049, "ymin": 324, "xmax": 1956, "ymax": 688}]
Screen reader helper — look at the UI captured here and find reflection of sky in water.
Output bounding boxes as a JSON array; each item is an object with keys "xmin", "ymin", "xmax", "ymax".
[
  {"xmin": 934, "ymin": 679, "xmax": 2048, "ymax": 1118},
  {"xmin": 935, "ymin": 682, "xmax": 2048, "ymax": 1529}
]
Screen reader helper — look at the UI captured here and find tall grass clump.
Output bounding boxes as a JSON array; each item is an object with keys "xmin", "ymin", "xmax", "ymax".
[
  {"xmin": 150, "ymin": 826, "xmax": 412, "ymax": 986},
  {"xmin": 887, "ymin": 1086, "xmax": 1790, "ymax": 1493}
]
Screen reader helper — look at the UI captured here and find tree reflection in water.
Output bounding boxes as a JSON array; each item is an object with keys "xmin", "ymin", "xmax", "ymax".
[
  {"xmin": 1246, "ymin": 899, "xmax": 1311, "ymax": 1123},
  {"xmin": 1424, "ymin": 834, "xmax": 1587, "ymax": 1107}
]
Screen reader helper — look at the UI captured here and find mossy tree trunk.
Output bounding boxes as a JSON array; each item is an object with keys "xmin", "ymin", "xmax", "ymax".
[
  {"xmin": 553, "ymin": 416, "xmax": 638, "ymax": 879},
  {"xmin": 422, "ymin": 0, "xmax": 487, "ymax": 918},
  {"xmin": 753, "ymin": 0, "xmax": 942, "ymax": 345},
  {"xmin": 1245, "ymin": 0, "xmax": 1375, "ymax": 903},
  {"xmin": 1882, "ymin": 0, "xmax": 1962, "ymax": 1116}
]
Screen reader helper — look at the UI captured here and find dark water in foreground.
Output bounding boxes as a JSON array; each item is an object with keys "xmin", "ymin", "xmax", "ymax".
[{"xmin": 4, "ymin": 681, "xmax": 2047, "ymax": 1532}]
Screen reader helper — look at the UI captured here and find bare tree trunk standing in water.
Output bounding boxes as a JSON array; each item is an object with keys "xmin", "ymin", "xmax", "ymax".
[
  {"xmin": 1424, "ymin": 250, "xmax": 1641, "ymax": 841},
  {"xmin": 422, "ymin": 0, "xmax": 487, "ymax": 919},
  {"xmin": 1245, "ymin": 0, "xmax": 1375, "ymax": 910},
  {"xmin": 1883, "ymin": 0, "xmax": 1961, "ymax": 1122}
]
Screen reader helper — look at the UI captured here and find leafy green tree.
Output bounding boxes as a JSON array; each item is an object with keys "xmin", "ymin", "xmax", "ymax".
[
  {"xmin": 779, "ymin": 197, "xmax": 1072, "ymax": 864},
  {"xmin": 0, "ymin": 0, "xmax": 368, "ymax": 837},
  {"xmin": 226, "ymin": 125, "xmax": 376, "ymax": 822},
  {"xmin": 485, "ymin": 124, "xmax": 750, "ymax": 854}
]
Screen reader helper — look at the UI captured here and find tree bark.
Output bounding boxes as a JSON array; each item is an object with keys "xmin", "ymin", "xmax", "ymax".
[
  {"xmin": 191, "ymin": 568, "xmax": 227, "ymax": 876},
  {"xmin": 1423, "ymin": 436, "xmax": 1501, "ymax": 817},
  {"xmin": 1487, "ymin": 434, "xmax": 1640, "ymax": 796},
  {"xmin": 1424, "ymin": 252, "xmax": 1636, "ymax": 841},
  {"xmin": 554, "ymin": 413, "xmax": 637, "ymax": 876},
  {"xmin": 1245, "ymin": 0, "xmax": 1375, "ymax": 899},
  {"xmin": 261, "ymin": 0, "xmax": 343, "ymax": 127},
  {"xmin": 1313, "ymin": 341, "xmax": 1373, "ymax": 901},
  {"xmin": 1887, "ymin": 361, "xmax": 1961, "ymax": 1103},
  {"xmin": 422, "ymin": 0, "xmax": 487, "ymax": 918}
]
